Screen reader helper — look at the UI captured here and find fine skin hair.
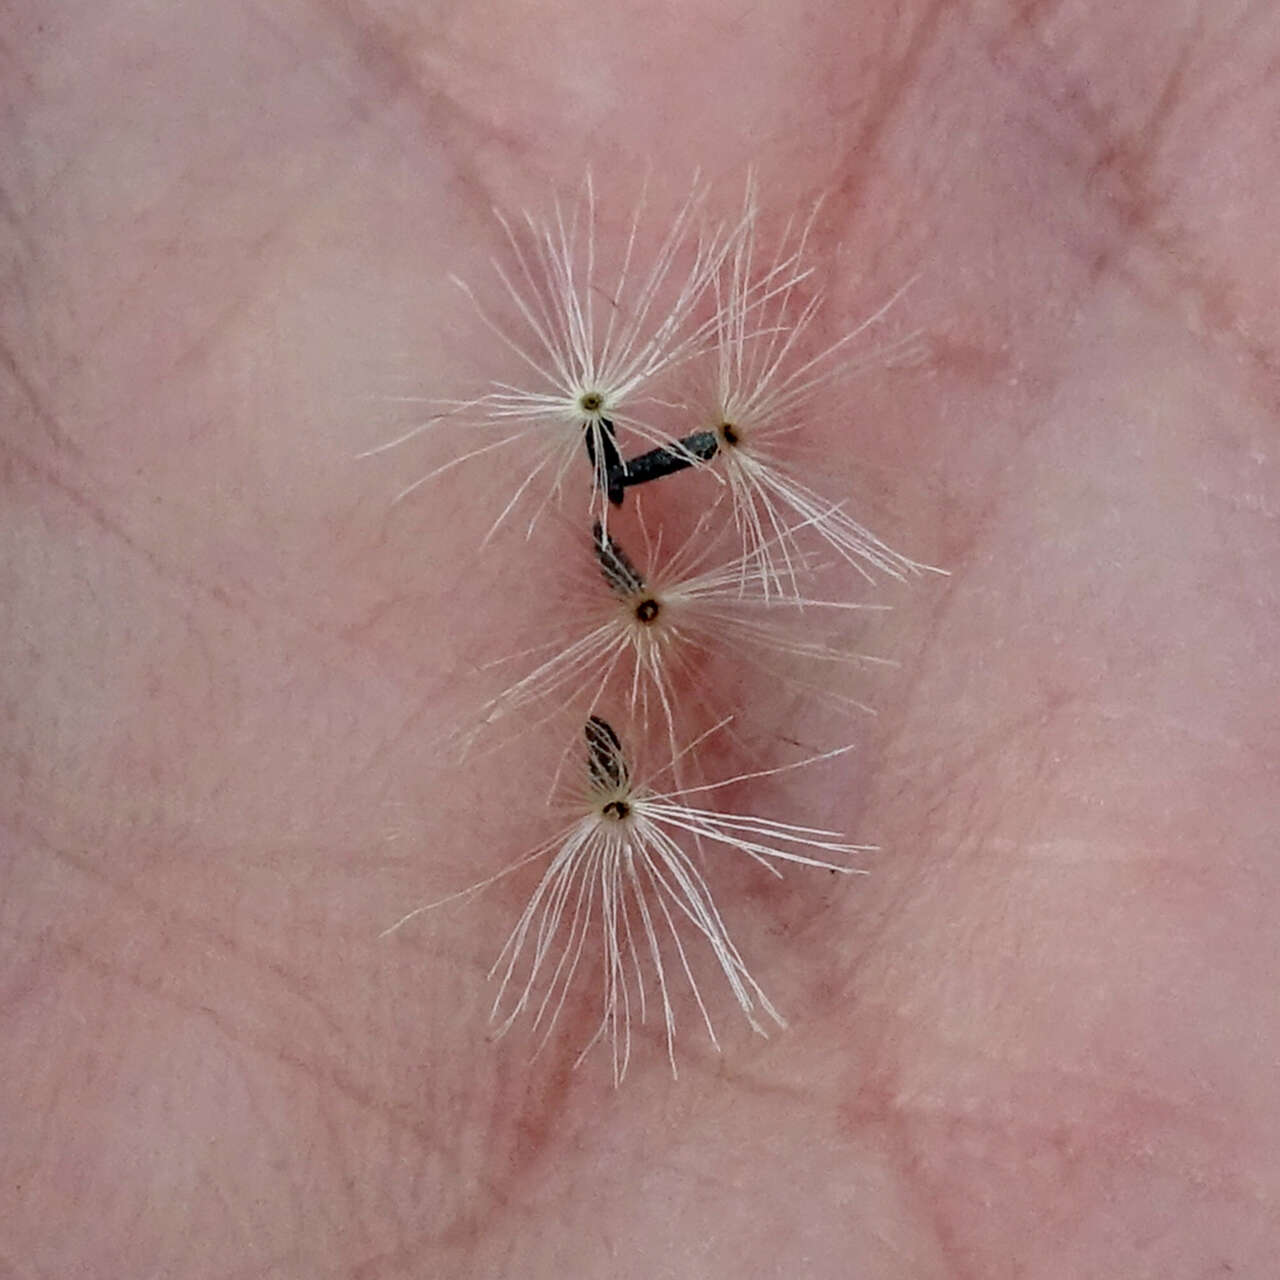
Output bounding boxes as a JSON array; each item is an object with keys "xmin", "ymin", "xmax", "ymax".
[{"xmin": 4, "ymin": 3, "xmax": 1280, "ymax": 1279}]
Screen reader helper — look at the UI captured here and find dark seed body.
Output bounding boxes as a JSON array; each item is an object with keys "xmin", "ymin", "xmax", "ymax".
[
  {"xmin": 618, "ymin": 430, "xmax": 719, "ymax": 490},
  {"xmin": 593, "ymin": 522, "xmax": 647, "ymax": 596},
  {"xmin": 585, "ymin": 716, "xmax": 630, "ymax": 792},
  {"xmin": 582, "ymin": 417, "xmax": 626, "ymax": 506}
]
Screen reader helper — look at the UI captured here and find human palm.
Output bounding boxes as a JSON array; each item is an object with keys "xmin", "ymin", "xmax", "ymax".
[{"xmin": 4, "ymin": 2, "xmax": 1279, "ymax": 1276}]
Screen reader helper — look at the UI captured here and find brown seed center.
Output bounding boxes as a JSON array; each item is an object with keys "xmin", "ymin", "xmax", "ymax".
[
  {"xmin": 635, "ymin": 598, "xmax": 660, "ymax": 623},
  {"xmin": 602, "ymin": 799, "xmax": 631, "ymax": 821}
]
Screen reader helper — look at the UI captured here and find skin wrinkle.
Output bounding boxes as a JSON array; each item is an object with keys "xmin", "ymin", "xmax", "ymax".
[
  {"xmin": 0, "ymin": 337, "xmax": 82, "ymax": 459},
  {"xmin": 6, "ymin": 860, "xmax": 373, "ymax": 1111},
  {"xmin": 71, "ymin": 180, "xmax": 329, "ymax": 398},
  {"xmin": 3, "ymin": 0, "xmax": 1280, "ymax": 1275},
  {"xmin": 51, "ymin": 924, "xmax": 477, "ymax": 1200},
  {"xmin": 827, "ymin": 0, "xmax": 952, "ymax": 223},
  {"xmin": 0, "ymin": 179, "xmax": 42, "ymax": 285},
  {"xmin": 306, "ymin": 0, "xmax": 533, "ymax": 176},
  {"xmin": 996, "ymin": 38, "xmax": 1185, "ymax": 286},
  {"xmin": 991, "ymin": 2, "xmax": 1280, "ymax": 382},
  {"xmin": 6, "ymin": 826, "xmax": 362, "ymax": 1067},
  {"xmin": 1, "ymin": 440, "xmax": 461, "ymax": 742}
]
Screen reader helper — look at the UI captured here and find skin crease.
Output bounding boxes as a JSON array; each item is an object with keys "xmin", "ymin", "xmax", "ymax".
[{"xmin": 3, "ymin": 0, "xmax": 1280, "ymax": 1275}]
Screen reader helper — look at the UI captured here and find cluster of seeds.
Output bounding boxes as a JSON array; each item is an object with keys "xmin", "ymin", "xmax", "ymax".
[{"xmin": 377, "ymin": 175, "xmax": 935, "ymax": 1082}]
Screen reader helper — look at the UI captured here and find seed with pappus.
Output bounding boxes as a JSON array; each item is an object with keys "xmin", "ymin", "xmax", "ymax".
[
  {"xmin": 622, "ymin": 176, "xmax": 941, "ymax": 597},
  {"xmin": 460, "ymin": 504, "xmax": 892, "ymax": 775},
  {"xmin": 360, "ymin": 173, "xmax": 738, "ymax": 537},
  {"xmin": 383, "ymin": 716, "xmax": 871, "ymax": 1084}
]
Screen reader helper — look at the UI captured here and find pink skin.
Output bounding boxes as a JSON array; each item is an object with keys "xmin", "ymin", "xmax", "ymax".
[{"xmin": 4, "ymin": 1, "xmax": 1280, "ymax": 1275}]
